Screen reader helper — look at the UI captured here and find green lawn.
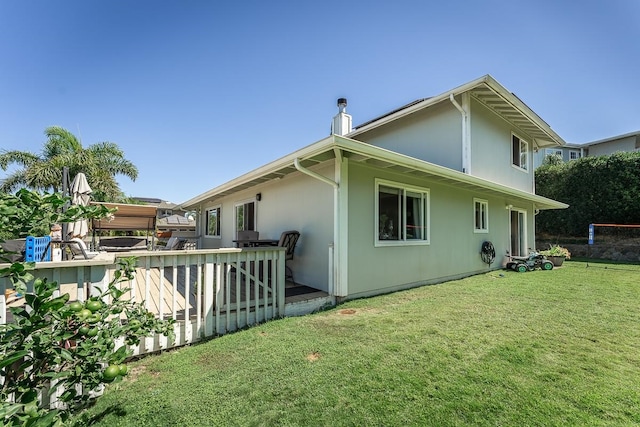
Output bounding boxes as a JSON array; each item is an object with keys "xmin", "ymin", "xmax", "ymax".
[{"xmin": 73, "ymin": 261, "xmax": 640, "ymax": 426}]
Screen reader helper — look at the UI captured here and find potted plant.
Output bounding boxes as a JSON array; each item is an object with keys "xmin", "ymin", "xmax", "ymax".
[{"xmin": 540, "ymin": 244, "xmax": 571, "ymax": 266}]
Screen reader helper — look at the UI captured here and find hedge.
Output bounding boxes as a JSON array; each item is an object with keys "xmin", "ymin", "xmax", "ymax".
[{"xmin": 535, "ymin": 151, "xmax": 640, "ymax": 236}]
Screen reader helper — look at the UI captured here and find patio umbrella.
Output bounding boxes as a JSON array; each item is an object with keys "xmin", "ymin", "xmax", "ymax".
[{"xmin": 67, "ymin": 172, "xmax": 92, "ymax": 239}]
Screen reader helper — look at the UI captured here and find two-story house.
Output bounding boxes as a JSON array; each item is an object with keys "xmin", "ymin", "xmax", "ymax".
[{"xmin": 180, "ymin": 75, "xmax": 568, "ymax": 301}]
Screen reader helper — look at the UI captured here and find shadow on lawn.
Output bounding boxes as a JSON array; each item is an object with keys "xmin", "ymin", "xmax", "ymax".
[{"xmin": 73, "ymin": 404, "xmax": 127, "ymax": 426}]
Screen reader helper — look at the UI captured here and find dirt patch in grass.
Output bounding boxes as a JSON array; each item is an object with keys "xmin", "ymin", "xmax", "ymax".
[
  {"xmin": 339, "ymin": 309, "xmax": 356, "ymax": 315},
  {"xmin": 306, "ymin": 352, "xmax": 321, "ymax": 362}
]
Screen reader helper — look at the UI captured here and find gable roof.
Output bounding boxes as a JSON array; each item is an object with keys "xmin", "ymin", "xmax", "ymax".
[
  {"xmin": 349, "ymin": 75, "xmax": 565, "ymax": 150},
  {"xmin": 180, "ymin": 134, "xmax": 567, "ymax": 211}
]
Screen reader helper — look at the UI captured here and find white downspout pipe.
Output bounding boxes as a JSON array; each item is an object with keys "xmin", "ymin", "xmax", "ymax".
[
  {"xmin": 294, "ymin": 156, "xmax": 342, "ymax": 297},
  {"xmin": 450, "ymin": 93, "xmax": 471, "ymax": 174},
  {"xmin": 294, "ymin": 158, "xmax": 338, "ymax": 189}
]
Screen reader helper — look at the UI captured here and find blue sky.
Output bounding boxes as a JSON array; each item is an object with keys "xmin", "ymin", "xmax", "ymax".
[{"xmin": 1, "ymin": 0, "xmax": 638, "ymax": 204}]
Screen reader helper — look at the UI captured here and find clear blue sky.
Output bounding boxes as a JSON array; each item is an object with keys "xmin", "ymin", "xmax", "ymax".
[{"xmin": 1, "ymin": 0, "xmax": 638, "ymax": 204}]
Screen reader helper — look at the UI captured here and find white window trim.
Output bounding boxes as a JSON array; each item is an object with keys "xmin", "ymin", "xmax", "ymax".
[
  {"xmin": 204, "ymin": 205, "xmax": 222, "ymax": 239},
  {"xmin": 234, "ymin": 198, "xmax": 257, "ymax": 235},
  {"xmin": 473, "ymin": 198, "xmax": 489, "ymax": 234},
  {"xmin": 375, "ymin": 178, "xmax": 430, "ymax": 247},
  {"xmin": 569, "ymin": 150, "xmax": 581, "ymax": 160},
  {"xmin": 511, "ymin": 133, "xmax": 529, "ymax": 172}
]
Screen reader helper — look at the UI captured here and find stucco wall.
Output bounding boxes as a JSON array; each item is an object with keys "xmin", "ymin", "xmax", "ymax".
[
  {"xmin": 345, "ymin": 161, "xmax": 530, "ymax": 299},
  {"xmin": 470, "ymin": 98, "xmax": 535, "ymax": 193},
  {"xmin": 355, "ymin": 102, "xmax": 462, "ymax": 171},
  {"xmin": 198, "ymin": 163, "xmax": 335, "ymax": 291}
]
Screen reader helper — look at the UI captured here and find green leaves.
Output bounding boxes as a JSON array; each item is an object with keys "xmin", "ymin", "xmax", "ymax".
[
  {"xmin": 0, "ymin": 189, "xmax": 116, "ymax": 240},
  {"xmin": 1, "ymin": 126, "xmax": 138, "ymax": 201},
  {"xmin": 0, "ymin": 258, "xmax": 175, "ymax": 426},
  {"xmin": 536, "ymin": 151, "xmax": 640, "ymax": 236}
]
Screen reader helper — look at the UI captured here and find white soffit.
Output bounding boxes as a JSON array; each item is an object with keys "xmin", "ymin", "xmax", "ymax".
[
  {"xmin": 349, "ymin": 75, "xmax": 565, "ymax": 149},
  {"xmin": 180, "ymin": 135, "xmax": 567, "ymax": 211}
]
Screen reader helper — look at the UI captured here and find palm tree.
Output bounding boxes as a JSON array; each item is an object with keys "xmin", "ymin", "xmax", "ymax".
[{"xmin": 0, "ymin": 126, "xmax": 138, "ymax": 201}]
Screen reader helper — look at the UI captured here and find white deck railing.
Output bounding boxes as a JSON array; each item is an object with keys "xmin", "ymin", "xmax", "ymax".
[{"xmin": 0, "ymin": 247, "xmax": 286, "ymax": 356}]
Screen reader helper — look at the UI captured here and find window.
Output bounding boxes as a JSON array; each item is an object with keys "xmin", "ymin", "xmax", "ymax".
[
  {"xmin": 205, "ymin": 207, "xmax": 221, "ymax": 237},
  {"xmin": 474, "ymin": 198, "xmax": 489, "ymax": 233},
  {"xmin": 569, "ymin": 150, "xmax": 581, "ymax": 160},
  {"xmin": 235, "ymin": 201, "xmax": 256, "ymax": 233},
  {"xmin": 545, "ymin": 148, "xmax": 562, "ymax": 157},
  {"xmin": 512, "ymin": 134, "xmax": 528, "ymax": 171},
  {"xmin": 376, "ymin": 179, "xmax": 429, "ymax": 245}
]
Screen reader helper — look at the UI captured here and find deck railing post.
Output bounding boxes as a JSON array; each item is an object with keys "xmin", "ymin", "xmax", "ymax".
[
  {"xmin": 203, "ymin": 253, "xmax": 215, "ymax": 338},
  {"xmin": 277, "ymin": 249, "xmax": 285, "ymax": 317}
]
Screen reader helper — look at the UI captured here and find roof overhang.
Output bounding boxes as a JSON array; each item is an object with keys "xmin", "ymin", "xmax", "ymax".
[
  {"xmin": 349, "ymin": 74, "xmax": 566, "ymax": 150},
  {"xmin": 180, "ymin": 135, "xmax": 568, "ymax": 211}
]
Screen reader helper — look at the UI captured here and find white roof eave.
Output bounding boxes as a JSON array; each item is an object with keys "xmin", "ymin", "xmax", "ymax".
[
  {"xmin": 180, "ymin": 134, "xmax": 568, "ymax": 211},
  {"xmin": 348, "ymin": 74, "xmax": 566, "ymax": 148}
]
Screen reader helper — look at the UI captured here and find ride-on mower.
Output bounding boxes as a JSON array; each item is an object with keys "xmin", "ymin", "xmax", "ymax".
[{"xmin": 506, "ymin": 250, "xmax": 554, "ymax": 272}]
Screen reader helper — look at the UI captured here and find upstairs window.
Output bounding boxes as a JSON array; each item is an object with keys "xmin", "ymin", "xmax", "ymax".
[
  {"xmin": 376, "ymin": 179, "xmax": 429, "ymax": 245},
  {"xmin": 474, "ymin": 198, "xmax": 489, "ymax": 233},
  {"xmin": 512, "ymin": 134, "xmax": 528, "ymax": 171},
  {"xmin": 205, "ymin": 207, "xmax": 221, "ymax": 237}
]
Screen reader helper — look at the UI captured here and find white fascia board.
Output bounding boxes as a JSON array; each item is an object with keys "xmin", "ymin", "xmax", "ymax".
[
  {"xmin": 332, "ymin": 136, "xmax": 569, "ymax": 210},
  {"xmin": 179, "ymin": 135, "xmax": 339, "ymax": 208},
  {"xmin": 180, "ymin": 132, "xmax": 568, "ymax": 211},
  {"xmin": 347, "ymin": 75, "xmax": 492, "ymax": 137},
  {"xmin": 582, "ymin": 130, "xmax": 640, "ymax": 147},
  {"xmin": 482, "ymin": 75, "xmax": 566, "ymax": 147},
  {"xmin": 348, "ymin": 74, "xmax": 566, "ymax": 148}
]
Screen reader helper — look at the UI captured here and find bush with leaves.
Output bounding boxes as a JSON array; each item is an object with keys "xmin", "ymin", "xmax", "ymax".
[
  {"xmin": 536, "ymin": 151, "xmax": 640, "ymax": 236},
  {"xmin": 0, "ymin": 257, "xmax": 175, "ymax": 426},
  {"xmin": 0, "ymin": 189, "xmax": 113, "ymax": 241}
]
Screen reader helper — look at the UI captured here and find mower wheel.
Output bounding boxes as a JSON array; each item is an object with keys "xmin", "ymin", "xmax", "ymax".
[
  {"xmin": 542, "ymin": 261, "xmax": 554, "ymax": 270},
  {"xmin": 516, "ymin": 264, "xmax": 528, "ymax": 273}
]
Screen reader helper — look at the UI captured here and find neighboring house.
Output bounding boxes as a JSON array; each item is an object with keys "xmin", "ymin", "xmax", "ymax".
[
  {"xmin": 156, "ymin": 214, "xmax": 196, "ymax": 235},
  {"xmin": 534, "ymin": 130, "xmax": 640, "ymax": 168},
  {"xmin": 133, "ymin": 197, "xmax": 188, "ymax": 219},
  {"xmin": 180, "ymin": 75, "xmax": 568, "ymax": 301}
]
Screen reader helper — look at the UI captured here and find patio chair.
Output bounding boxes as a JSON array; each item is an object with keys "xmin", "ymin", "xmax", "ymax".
[
  {"xmin": 278, "ymin": 230, "xmax": 300, "ymax": 283},
  {"xmin": 161, "ymin": 236, "xmax": 180, "ymax": 250},
  {"xmin": 67, "ymin": 238, "xmax": 100, "ymax": 260}
]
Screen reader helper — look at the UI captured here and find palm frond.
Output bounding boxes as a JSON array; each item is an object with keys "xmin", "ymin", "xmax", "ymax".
[
  {"xmin": 0, "ymin": 150, "xmax": 40, "ymax": 170},
  {"xmin": 43, "ymin": 126, "xmax": 82, "ymax": 158}
]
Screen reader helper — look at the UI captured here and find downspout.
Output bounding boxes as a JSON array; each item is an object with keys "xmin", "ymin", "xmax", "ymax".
[
  {"xmin": 450, "ymin": 93, "xmax": 471, "ymax": 174},
  {"xmin": 294, "ymin": 155, "xmax": 344, "ymax": 297}
]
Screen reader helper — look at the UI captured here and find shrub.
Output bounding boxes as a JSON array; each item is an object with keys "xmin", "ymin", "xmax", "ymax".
[{"xmin": 0, "ymin": 257, "xmax": 174, "ymax": 426}]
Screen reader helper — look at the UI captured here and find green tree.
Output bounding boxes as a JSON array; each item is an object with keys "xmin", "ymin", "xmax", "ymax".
[{"xmin": 0, "ymin": 126, "xmax": 138, "ymax": 202}]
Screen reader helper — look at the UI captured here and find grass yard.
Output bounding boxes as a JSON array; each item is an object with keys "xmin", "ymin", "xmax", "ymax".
[{"xmin": 72, "ymin": 261, "xmax": 640, "ymax": 426}]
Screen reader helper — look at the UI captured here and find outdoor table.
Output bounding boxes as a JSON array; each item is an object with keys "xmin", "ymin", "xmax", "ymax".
[{"xmin": 232, "ymin": 239, "xmax": 279, "ymax": 248}]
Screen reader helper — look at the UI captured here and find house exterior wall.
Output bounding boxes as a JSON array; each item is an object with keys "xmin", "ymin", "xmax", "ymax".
[
  {"xmin": 198, "ymin": 164, "xmax": 335, "ymax": 292},
  {"xmin": 344, "ymin": 160, "xmax": 534, "ymax": 299},
  {"xmin": 587, "ymin": 135, "xmax": 638, "ymax": 156},
  {"xmin": 469, "ymin": 98, "xmax": 535, "ymax": 193},
  {"xmin": 355, "ymin": 102, "xmax": 463, "ymax": 172}
]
